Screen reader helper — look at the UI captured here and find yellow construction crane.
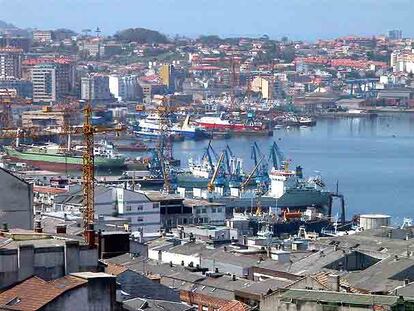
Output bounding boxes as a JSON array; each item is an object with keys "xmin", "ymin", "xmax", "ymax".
[
  {"xmin": 207, "ymin": 152, "xmax": 225, "ymax": 193},
  {"xmin": 0, "ymin": 104, "xmax": 124, "ymax": 246}
]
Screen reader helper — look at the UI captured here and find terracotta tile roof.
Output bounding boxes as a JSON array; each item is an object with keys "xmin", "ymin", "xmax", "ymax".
[
  {"xmin": 0, "ymin": 276, "xmax": 87, "ymax": 311},
  {"xmin": 219, "ymin": 300, "xmax": 251, "ymax": 311},
  {"xmin": 105, "ymin": 262, "xmax": 128, "ymax": 276},
  {"xmin": 33, "ymin": 186, "xmax": 68, "ymax": 194}
]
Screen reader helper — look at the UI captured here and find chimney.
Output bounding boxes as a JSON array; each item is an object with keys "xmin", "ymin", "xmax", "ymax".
[
  {"xmin": 56, "ymin": 224, "xmax": 67, "ymax": 234},
  {"xmin": 181, "ymin": 260, "xmax": 185, "ymax": 266},
  {"xmin": 328, "ymin": 274, "xmax": 340, "ymax": 292},
  {"xmin": 243, "ymin": 235, "xmax": 247, "ymax": 245},
  {"xmin": 232, "ymin": 274, "xmax": 236, "ymax": 281},
  {"xmin": 169, "ymin": 261, "xmax": 173, "ymax": 267},
  {"xmin": 405, "ymin": 278, "xmax": 410, "ymax": 286},
  {"xmin": 1, "ymin": 223, "xmax": 9, "ymax": 233},
  {"xmin": 215, "ymin": 267, "xmax": 219, "ymax": 273},
  {"xmin": 34, "ymin": 220, "xmax": 43, "ymax": 233}
]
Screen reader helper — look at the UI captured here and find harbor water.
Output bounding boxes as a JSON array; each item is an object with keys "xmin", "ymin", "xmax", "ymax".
[{"xmin": 172, "ymin": 113, "xmax": 414, "ymax": 222}]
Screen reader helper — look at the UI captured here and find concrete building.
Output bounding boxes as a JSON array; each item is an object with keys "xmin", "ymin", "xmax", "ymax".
[
  {"xmin": 0, "ymin": 272, "xmax": 116, "ymax": 310},
  {"xmin": 109, "ymin": 74, "xmax": 140, "ymax": 101},
  {"xmin": 0, "ymin": 79, "xmax": 32, "ymax": 98},
  {"xmin": 145, "ymin": 191, "xmax": 191, "ymax": 229},
  {"xmin": 81, "ymin": 74, "xmax": 112, "ymax": 103},
  {"xmin": 31, "ymin": 63, "xmax": 59, "ymax": 103},
  {"xmin": 32, "ymin": 30, "xmax": 52, "ymax": 42},
  {"xmin": 0, "ymin": 47, "xmax": 23, "ymax": 79},
  {"xmin": 183, "ymin": 199, "xmax": 226, "ymax": 225},
  {"xmin": 24, "ymin": 57, "xmax": 75, "ymax": 95},
  {"xmin": 0, "ymin": 232, "xmax": 98, "ymax": 289},
  {"xmin": 54, "ymin": 186, "xmax": 161, "ymax": 234},
  {"xmin": 139, "ymin": 82, "xmax": 166, "ymax": 103},
  {"xmin": 0, "ymin": 36, "xmax": 31, "ymax": 52},
  {"xmin": 22, "ymin": 109, "xmax": 79, "ymax": 129},
  {"xmin": 251, "ymin": 76, "xmax": 273, "ymax": 99},
  {"xmin": 159, "ymin": 64, "xmax": 176, "ymax": 92},
  {"xmin": 391, "ymin": 50, "xmax": 414, "ymax": 74},
  {"xmin": 261, "ymin": 289, "xmax": 412, "ymax": 311},
  {"xmin": 79, "ymin": 39, "xmax": 102, "ymax": 57},
  {"xmin": 387, "ymin": 29, "xmax": 403, "ymax": 40},
  {"xmin": 0, "ymin": 167, "xmax": 33, "ymax": 230}
]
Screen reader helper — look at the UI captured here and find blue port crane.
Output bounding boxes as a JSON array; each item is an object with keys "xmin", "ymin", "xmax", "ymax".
[
  {"xmin": 224, "ymin": 144, "xmax": 242, "ymax": 188},
  {"xmin": 250, "ymin": 142, "xmax": 270, "ymax": 193},
  {"xmin": 269, "ymin": 141, "xmax": 285, "ymax": 170}
]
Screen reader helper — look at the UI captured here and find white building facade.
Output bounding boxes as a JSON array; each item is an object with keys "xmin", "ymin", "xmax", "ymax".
[{"xmin": 109, "ymin": 74, "xmax": 140, "ymax": 101}]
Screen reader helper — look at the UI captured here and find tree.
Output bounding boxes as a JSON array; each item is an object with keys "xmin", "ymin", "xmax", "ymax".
[
  {"xmin": 114, "ymin": 28, "xmax": 169, "ymax": 44},
  {"xmin": 197, "ymin": 35, "xmax": 223, "ymax": 45}
]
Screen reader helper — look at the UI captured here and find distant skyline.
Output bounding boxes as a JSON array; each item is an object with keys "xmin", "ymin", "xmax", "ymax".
[{"xmin": 0, "ymin": 0, "xmax": 413, "ymax": 40}]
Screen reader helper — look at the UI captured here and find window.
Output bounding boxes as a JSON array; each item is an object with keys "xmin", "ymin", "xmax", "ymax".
[
  {"xmin": 201, "ymin": 208, "xmax": 207, "ymax": 214},
  {"xmin": 136, "ymin": 205, "xmax": 143, "ymax": 211},
  {"xmin": 126, "ymin": 205, "xmax": 132, "ymax": 212},
  {"xmin": 217, "ymin": 208, "xmax": 222, "ymax": 213},
  {"xmin": 153, "ymin": 203, "xmax": 160, "ymax": 209},
  {"xmin": 212, "ymin": 208, "xmax": 216, "ymax": 213},
  {"xmin": 137, "ymin": 217, "xmax": 144, "ymax": 222}
]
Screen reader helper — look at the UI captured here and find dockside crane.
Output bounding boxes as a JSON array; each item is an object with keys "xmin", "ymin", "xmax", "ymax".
[
  {"xmin": 251, "ymin": 142, "xmax": 270, "ymax": 192},
  {"xmin": 207, "ymin": 152, "xmax": 225, "ymax": 193},
  {"xmin": 269, "ymin": 141, "xmax": 285, "ymax": 170},
  {"xmin": 0, "ymin": 104, "xmax": 124, "ymax": 246},
  {"xmin": 240, "ymin": 155, "xmax": 265, "ymax": 192}
]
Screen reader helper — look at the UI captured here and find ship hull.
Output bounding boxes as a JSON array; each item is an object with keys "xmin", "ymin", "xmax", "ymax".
[
  {"xmin": 197, "ymin": 122, "xmax": 264, "ymax": 132},
  {"xmin": 4, "ymin": 147, "xmax": 125, "ymax": 171}
]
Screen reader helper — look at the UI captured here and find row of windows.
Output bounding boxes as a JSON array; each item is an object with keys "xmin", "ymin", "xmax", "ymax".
[
  {"xmin": 127, "ymin": 217, "xmax": 144, "ymax": 223},
  {"xmin": 195, "ymin": 207, "xmax": 223, "ymax": 214},
  {"xmin": 125, "ymin": 203, "xmax": 159, "ymax": 212}
]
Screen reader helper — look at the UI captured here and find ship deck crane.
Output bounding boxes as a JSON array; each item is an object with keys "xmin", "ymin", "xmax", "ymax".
[{"xmin": 0, "ymin": 104, "xmax": 124, "ymax": 246}]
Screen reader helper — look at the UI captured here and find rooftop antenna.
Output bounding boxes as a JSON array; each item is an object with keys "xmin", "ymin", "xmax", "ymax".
[{"xmin": 95, "ymin": 27, "xmax": 101, "ymax": 38}]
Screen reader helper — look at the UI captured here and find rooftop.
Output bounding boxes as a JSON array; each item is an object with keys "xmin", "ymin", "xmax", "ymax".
[{"xmin": 0, "ymin": 275, "xmax": 87, "ymax": 311}]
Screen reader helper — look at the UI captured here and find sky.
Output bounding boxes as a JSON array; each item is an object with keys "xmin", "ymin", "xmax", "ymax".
[{"xmin": 0, "ymin": 0, "xmax": 413, "ymax": 40}]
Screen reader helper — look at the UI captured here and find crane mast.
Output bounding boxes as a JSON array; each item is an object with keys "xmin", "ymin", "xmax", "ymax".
[
  {"xmin": 82, "ymin": 104, "xmax": 95, "ymax": 245},
  {"xmin": 0, "ymin": 103, "xmax": 124, "ymax": 247}
]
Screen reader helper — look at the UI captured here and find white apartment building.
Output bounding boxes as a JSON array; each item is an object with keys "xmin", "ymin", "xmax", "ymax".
[
  {"xmin": 109, "ymin": 74, "xmax": 140, "ymax": 101},
  {"xmin": 53, "ymin": 186, "xmax": 160, "ymax": 234},
  {"xmin": 81, "ymin": 74, "xmax": 112, "ymax": 102},
  {"xmin": 391, "ymin": 50, "xmax": 414, "ymax": 74},
  {"xmin": 31, "ymin": 64, "xmax": 57, "ymax": 103}
]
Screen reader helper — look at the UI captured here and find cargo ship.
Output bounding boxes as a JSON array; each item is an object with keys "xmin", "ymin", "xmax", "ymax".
[
  {"xmin": 195, "ymin": 116, "xmax": 267, "ymax": 132},
  {"xmin": 137, "ymin": 114, "xmax": 207, "ymax": 139},
  {"xmin": 4, "ymin": 143, "xmax": 125, "ymax": 171}
]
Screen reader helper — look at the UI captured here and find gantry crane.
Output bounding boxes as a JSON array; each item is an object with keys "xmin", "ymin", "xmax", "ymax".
[{"xmin": 0, "ymin": 104, "xmax": 124, "ymax": 246}]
